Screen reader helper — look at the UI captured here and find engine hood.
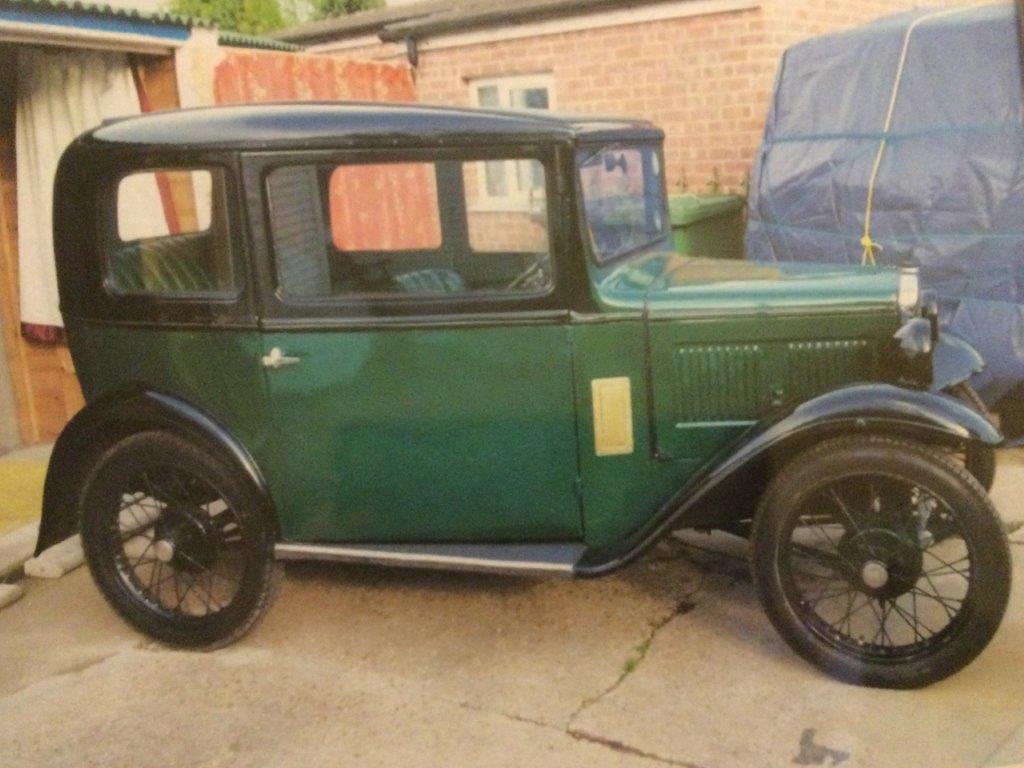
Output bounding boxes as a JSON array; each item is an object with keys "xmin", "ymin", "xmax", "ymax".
[{"xmin": 595, "ymin": 252, "xmax": 900, "ymax": 314}]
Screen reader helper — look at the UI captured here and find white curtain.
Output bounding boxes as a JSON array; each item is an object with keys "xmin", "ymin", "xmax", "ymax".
[{"xmin": 15, "ymin": 48, "xmax": 162, "ymax": 328}]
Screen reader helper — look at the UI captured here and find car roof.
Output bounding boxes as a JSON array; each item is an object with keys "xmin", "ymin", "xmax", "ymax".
[{"xmin": 84, "ymin": 101, "xmax": 663, "ymax": 150}]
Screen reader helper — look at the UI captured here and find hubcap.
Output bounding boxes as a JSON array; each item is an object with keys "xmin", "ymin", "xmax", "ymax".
[
  {"xmin": 154, "ymin": 539, "xmax": 175, "ymax": 563},
  {"xmin": 152, "ymin": 502, "xmax": 222, "ymax": 573},
  {"xmin": 839, "ymin": 527, "xmax": 923, "ymax": 600},
  {"xmin": 861, "ymin": 560, "xmax": 890, "ymax": 590}
]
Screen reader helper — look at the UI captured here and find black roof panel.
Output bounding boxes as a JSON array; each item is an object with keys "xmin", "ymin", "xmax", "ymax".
[{"xmin": 84, "ymin": 101, "xmax": 662, "ymax": 150}]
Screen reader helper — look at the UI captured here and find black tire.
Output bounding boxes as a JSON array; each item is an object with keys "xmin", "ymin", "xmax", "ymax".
[
  {"xmin": 79, "ymin": 431, "xmax": 282, "ymax": 649},
  {"xmin": 752, "ymin": 435, "xmax": 1011, "ymax": 688},
  {"xmin": 945, "ymin": 383, "xmax": 997, "ymax": 492}
]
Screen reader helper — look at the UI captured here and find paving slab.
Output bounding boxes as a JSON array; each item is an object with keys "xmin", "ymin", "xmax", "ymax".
[
  {"xmin": 0, "ymin": 522, "xmax": 38, "ymax": 578},
  {"xmin": 0, "ymin": 583, "xmax": 23, "ymax": 610},
  {"xmin": 23, "ymin": 535, "xmax": 83, "ymax": 579},
  {"xmin": 0, "ymin": 645, "xmax": 658, "ymax": 768}
]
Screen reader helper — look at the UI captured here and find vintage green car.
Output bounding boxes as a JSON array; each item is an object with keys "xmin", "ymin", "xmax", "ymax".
[{"xmin": 38, "ymin": 103, "xmax": 1011, "ymax": 688}]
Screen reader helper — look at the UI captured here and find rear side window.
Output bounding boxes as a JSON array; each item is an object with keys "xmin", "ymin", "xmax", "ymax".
[
  {"xmin": 265, "ymin": 156, "xmax": 552, "ymax": 301},
  {"xmin": 105, "ymin": 168, "xmax": 236, "ymax": 297}
]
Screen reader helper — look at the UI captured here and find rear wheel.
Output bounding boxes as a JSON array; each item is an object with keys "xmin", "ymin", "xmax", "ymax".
[
  {"xmin": 79, "ymin": 431, "xmax": 281, "ymax": 648},
  {"xmin": 752, "ymin": 435, "xmax": 1010, "ymax": 688}
]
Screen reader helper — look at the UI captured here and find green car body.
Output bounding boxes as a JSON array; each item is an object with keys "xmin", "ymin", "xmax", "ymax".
[{"xmin": 38, "ymin": 102, "xmax": 998, "ymax": 576}]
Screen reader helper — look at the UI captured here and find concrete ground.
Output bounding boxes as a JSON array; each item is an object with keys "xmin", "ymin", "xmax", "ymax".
[{"xmin": 0, "ymin": 456, "xmax": 1022, "ymax": 768}]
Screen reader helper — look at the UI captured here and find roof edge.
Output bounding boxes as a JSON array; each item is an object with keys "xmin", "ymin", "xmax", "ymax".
[{"xmin": 273, "ymin": 0, "xmax": 680, "ymax": 45}]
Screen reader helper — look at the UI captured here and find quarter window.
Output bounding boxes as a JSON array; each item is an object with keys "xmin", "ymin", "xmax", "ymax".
[
  {"xmin": 106, "ymin": 168, "xmax": 235, "ymax": 297},
  {"xmin": 266, "ymin": 157, "xmax": 553, "ymax": 301}
]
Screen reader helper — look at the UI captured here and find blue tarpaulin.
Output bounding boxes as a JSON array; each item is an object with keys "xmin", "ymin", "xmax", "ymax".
[{"xmin": 746, "ymin": 4, "xmax": 1024, "ymax": 405}]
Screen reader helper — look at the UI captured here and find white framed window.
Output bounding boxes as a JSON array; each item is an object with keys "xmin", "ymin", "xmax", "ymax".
[{"xmin": 469, "ymin": 73, "xmax": 555, "ymax": 211}]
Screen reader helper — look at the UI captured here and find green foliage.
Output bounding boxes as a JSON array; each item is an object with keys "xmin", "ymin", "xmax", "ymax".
[
  {"xmin": 170, "ymin": 0, "xmax": 287, "ymax": 35},
  {"xmin": 309, "ymin": 0, "xmax": 383, "ymax": 21}
]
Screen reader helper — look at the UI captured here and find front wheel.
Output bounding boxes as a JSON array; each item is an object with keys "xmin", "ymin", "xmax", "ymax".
[
  {"xmin": 80, "ymin": 431, "xmax": 282, "ymax": 648},
  {"xmin": 752, "ymin": 435, "xmax": 1011, "ymax": 688}
]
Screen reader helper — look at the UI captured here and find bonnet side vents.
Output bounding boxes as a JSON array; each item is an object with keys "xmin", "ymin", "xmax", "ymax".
[
  {"xmin": 786, "ymin": 340, "xmax": 876, "ymax": 401},
  {"xmin": 674, "ymin": 344, "xmax": 766, "ymax": 422}
]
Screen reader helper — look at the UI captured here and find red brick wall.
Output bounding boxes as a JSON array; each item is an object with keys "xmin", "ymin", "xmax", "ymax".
[{"xmin": 312, "ymin": 0, "xmax": 985, "ymax": 193}]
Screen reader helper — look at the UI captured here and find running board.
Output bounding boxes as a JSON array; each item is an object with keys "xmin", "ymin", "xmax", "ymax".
[{"xmin": 274, "ymin": 542, "xmax": 584, "ymax": 578}]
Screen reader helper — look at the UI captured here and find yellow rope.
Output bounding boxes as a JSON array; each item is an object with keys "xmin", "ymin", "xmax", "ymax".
[{"xmin": 861, "ymin": 5, "xmax": 983, "ymax": 266}]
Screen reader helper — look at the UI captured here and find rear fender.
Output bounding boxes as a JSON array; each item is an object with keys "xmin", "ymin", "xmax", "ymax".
[
  {"xmin": 575, "ymin": 383, "xmax": 1001, "ymax": 575},
  {"xmin": 35, "ymin": 387, "xmax": 272, "ymax": 555}
]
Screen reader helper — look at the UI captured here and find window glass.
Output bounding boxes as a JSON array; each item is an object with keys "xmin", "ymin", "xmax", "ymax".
[
  {"xmin": 578, "ymin": 145, "xmax": 671, "ymax": 264},
  {"xmin": 266, "ymin": 157, "xmax": 553, "ymax": 301},
  {"xmin": 470, "ymin": 75, "xmax": 554, "ymax": 208},
  {"xmin": 106, "ymin": 168, "xmax": 234, "ymax": 296},
  {"xmin": 463, "ymin": 160, "xmax": 550, "ymax": 255},
  {"xmin": 329, "ymin": 163, "xmax": 441, "ymax": 251}
]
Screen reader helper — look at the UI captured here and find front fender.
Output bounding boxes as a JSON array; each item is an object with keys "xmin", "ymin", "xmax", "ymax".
[
  {"xmin": 575, "ymin": 383, "xmax": 1001, "ymax": 575},
  {"xmin": 35, "ymin": 387, "xmax": 272, "ymax": 555}
]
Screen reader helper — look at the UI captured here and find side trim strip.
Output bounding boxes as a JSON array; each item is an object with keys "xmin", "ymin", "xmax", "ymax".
[
  {"xmin": 261, "ymin": 309, "xmax": 570, "ymax": 332},
  {"xmin": 274, "ymin": 542, "xmax": 582, "ymax": 577}
]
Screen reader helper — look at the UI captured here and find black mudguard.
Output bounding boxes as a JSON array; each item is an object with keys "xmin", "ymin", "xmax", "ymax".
[
  {"xmin": 35, "ymin": 387, "xmax": 272, "ymax": 556},
  {"xmin": 575, "ymin": 383, "xmax": 1002, "ymax": 575}
]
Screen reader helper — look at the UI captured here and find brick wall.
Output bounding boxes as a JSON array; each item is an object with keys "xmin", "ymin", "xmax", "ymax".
[{"xmin": 314, "ymin": 0, "xmax": 987, "ymax": 193}]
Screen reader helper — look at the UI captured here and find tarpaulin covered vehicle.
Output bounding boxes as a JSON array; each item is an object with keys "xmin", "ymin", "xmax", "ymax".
[
  {"xmin": 746, "ymin": 3, "xmax": 1024, "ymax": 419},
  {"xmin": 38, "ymin": 102, "xmax": 1011, "ymax": 688}
]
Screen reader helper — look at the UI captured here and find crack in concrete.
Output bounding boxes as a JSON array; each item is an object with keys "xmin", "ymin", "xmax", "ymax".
[
  {"xmin": 459, "ymin": 699, "xmax": 709, "ymax": 767},
  {"xmin": 456, "ymin": 701, "xmax": 561, "ymax": 734},
  {"xmin": 567, "ymin": 594, "xmax": 700, "ymax": 728},
  {"xmin": 456, "ymin": 581, "xmax": 710, "ymax": 768},
  {"xmin": 567, "ymin": 728, "xmax": 707, "ymax": 768}
]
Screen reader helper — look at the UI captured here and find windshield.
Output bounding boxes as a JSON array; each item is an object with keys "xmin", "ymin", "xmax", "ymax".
[{"xmin": 577, "ymin": 144, "xmax": 671, "ymax": 264}]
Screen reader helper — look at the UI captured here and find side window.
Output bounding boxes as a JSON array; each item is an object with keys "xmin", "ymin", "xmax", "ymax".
[
  {"xmin": 106, "ymin": 168, "xmax": 235, "ymax": 297},
  {"xmin": 265, "ymin": 156, "xmax": 553, "ymax": 301}
]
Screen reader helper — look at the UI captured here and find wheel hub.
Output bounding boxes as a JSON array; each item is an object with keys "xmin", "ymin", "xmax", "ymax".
[
  {"xmin": 839, "ymin": 528, "xmax": 922, "ymax": 599},
  {"xmin": 153, "ymin": 502, "xmax": 220, "ymax": 573},
  {"xmin": 153, "ymin": 539, "xmax": 175, "ymax": 563},
  {"xmin": 860, "ymin": 560, "xmax": 890, "ymax": 590}
]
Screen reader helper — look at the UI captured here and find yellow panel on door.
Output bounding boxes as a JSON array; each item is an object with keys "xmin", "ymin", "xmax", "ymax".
[{"xmin": 592, "ymin": 377, "xmax": 634, "ymax": 457}]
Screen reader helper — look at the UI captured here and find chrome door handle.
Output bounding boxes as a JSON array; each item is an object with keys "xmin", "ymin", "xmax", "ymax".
[{"xmin": 262, "ymin": 347, "xmax": 301, "ymax": 369}]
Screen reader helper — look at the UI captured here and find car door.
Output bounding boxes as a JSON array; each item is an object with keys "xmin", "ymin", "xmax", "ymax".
[{"xmin": 243, "ymin": 147, "xmax": 583, "ymax": 543}]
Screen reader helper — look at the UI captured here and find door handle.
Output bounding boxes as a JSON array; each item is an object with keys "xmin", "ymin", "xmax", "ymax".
[{"xmin": 262, "ymin": 347, "xmax": 301, "ymax": 369}]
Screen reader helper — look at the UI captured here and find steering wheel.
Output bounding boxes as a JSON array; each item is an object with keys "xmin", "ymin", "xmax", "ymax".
[{"xmin": 507, "ymin": 255, "xmax": 550, "ymax": 291}]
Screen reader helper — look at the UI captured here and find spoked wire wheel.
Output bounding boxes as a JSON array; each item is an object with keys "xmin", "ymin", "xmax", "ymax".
[
  {"xmin": 783, "ymin": 476, "xmax": 972, "ymax": 661},
  {"xmin": 81, "ymin": 432, "xmax": 281, "ymax": 648},
  {"xmin": 111, "ymin": 471, "xmax": 245, "ymax": 620},
  {"xmin": 753, "ymin": 436, "xmax": 1010, "ymax": 688}
]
